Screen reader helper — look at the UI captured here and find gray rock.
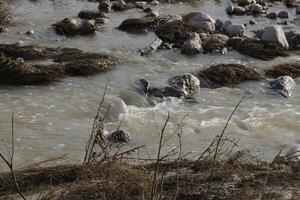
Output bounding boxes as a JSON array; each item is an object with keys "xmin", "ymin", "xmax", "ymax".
[
  {"xmin": 140, "ymin": 38, "xmax": 163, "ymax": 56},
  {"xmin": 167, "ymin": 73, "xmax": 200, "ymax": 95},
  {"xmin": 183, "ymin": 12, "xmax": 215, "ymax": 33},
  {"xmin": 249, "ymin": 19, "xmax": 256, "ymax": 25},
  {"xmin": 225, "ymin": 24, "xmax": 245, "ymax": 36},
  {"xmin": 261, "ymin": 25, "xmax": 289, "ymax": 49},
  {"xmin": 167, "ymin": 15, "xmax": 182, "ymax": 24},
  {"xmin": 297, "ymin": 7, "xmax": 300, "ymax": 15},
  {"xmin": 16, "ymin": 57, "xmax": 24, "ymax": 64},
  {"xmin": 249, "ymin": 4, "xmax": 263, "ymax": 14},
  {"xmin": 226, "ymin": 4, "xmax": 235, "ymax": 15},
  {"xmin": 286, "ymin": 144, "xmax": 300, "ymax": 160},
  {"xmin": 233, "ymin": 6, "xmax": 245, "ymax": 15},
  {"xmin": 0, "ymin": 26, "xmax": 8, "ymax": 33},
  {"xmin": 269, "ymin": 76, "xmax": 296, "ymax": 97},
  {"xmin": 98, "ymin": 0, "xmax": 112, "ymax": 12},
  {"xmin": 106, "ymin": 130, "xmax": 131, "ymax": 143},
  {"xmin": 25, "ymin": 30, "xmax": 34, "ymax": 35},
  {"xmin": 266, "ymin": 12, "xmax": 277, "ymax": 19},
  {"xmin": 278, "ymin": 10, "xmax": 289, "ymax": 19},
  {"xmin": 78, "ymin": 20, "xmax": 96, "ymax": 35},
  {"xmin": 181, "ymin": 33, "xmax": 203, "ymax": 55}
]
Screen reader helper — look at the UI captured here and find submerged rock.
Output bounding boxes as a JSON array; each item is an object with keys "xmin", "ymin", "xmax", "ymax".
[
  {"xmin": 269, "ymin": 76, "xmax": 296, "ymax": 97},
  {"xmin": 265, "ymin": 63, "xmax": 300, "ymax": 78},
  {"xmin": 286, "ymin": 145, "xmax": 300, "ymax": 160},
  {"xmin": 183, "ymin": 12, "xmax": 215, "ymax": 33},
  {"xmin": 261, "ymin": 25, "xmax": 289, "ymax": 49},
  {"xmin": 118, "ymin": 15, "xmax": 168, "ymax": 33},
  {"xmin": 197, "ymin": 63, "xmax": 263, "ymax": 88},
  {"xmin": 181, "ymin": 33, "xmax": 203, "ymax": 55},
  {"xmin": 106, "ymin": 130, "xmax": 131, "ymax": 143},
  {"xmin": 266, "ymin": 12, "xmax": 277, "ymax": 19}
]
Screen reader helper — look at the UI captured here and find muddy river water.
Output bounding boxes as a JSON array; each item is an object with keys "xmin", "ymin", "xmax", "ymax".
[{"xmin": 0, "ymin": 0, "xmax": 299, "ymax": 170}]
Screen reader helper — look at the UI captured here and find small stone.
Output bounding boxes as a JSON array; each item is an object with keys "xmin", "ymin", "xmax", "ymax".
[
  {"xmin": 249, "ymin": 19, "xmax": 256, "ymax": 25},
  {"xmin": 78, "ymin": 20, "xmax": 96, "ymax": 35},
  {"xmin": 0, "ymin": 26, "xmax": 8, "ymax": 33},
  {"xmin": 16, "ymin": 57, "xmax": 24, "ymax": 64},
  {"xmin": 225, "ymin": 24, "xmax": 245, "ymax": 36},
  {"xmin": 98, "ymin": 0, "xmax": 112, "ymax": 12},
  {"xmin": 226, "ymin": 4, "xmax": 234, "ymax": 15},
  {"xmin": 135, "ymin": 2, "xmax": 147, "ymax": 9},
  {"xmin": 143, "ymin": 7, "xmax": 153, "ymax": 13},
  {"xmin": 278, "ymin": 10, "xmax": 289, "ymax": 19},
  {"xmin": 181, "ymin": 33, "xmax": 203, "ymax": 55},
  {"xmin": 106, "ymin": 130, "xmax": 131, "ymax": 143},
  {"xmin": 296, "ymin": 7, "xmax": 300, "ymax": 15},
  {"xmin": 25, "ymin": 30, "xmax": 34, "ymax": 35},
  {"xmin": 249, "ymin": 4, "xmax": 263, "ymax": 14},
  {"xmin": 233, "ymin": 6, "xmax": 246, "ymax": 15},
  {"xmin": 266, "ymin": 12, "xmax": 277, "ymax": 19}
]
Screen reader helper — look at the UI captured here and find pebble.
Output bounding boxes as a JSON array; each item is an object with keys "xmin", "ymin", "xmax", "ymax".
[{"xmin": 266, "ymin": 12, "xmax": 277, "ymax": 19}]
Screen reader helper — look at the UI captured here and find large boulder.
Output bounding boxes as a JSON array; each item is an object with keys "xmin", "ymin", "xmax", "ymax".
[
  {"xmin": 269, "ymin": 76, "xmax": 296, "ymax": 98},
  {"xmin": 197, "ymin": 64, "xmax": 263, "ymax": 88},
  {"xmin": 225, "ymin": 24, "xmax": 245, "ymax": 36},
  {"xmin": 261, "ymin": 26, "xmax": 289, "ymax": 50},
  {"xmin": 183, "ymin": 12, "xmax": 215, "ymax": 33},
  {"xmin": 155, "ymin": 21, "xmax": 197, "ymax": 47},
  {"xmin": 264, "ymin": 63, "xmax": 300, "ymax": 78},
  {"xmin": 118, "ymin": 16, "xmax": 168, "ymax": 33},
  {"xmin": 228, "ymin": 37, "xmax": 288, "ymax": 60},
  {"xmin": 181, "ymin": 33, "xmax": 203, "ymax": 55}
]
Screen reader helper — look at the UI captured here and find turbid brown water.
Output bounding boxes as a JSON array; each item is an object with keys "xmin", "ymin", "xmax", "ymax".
[{"xmin": 0, "ymin": 0, "xmax": 299, "ymax": 171}]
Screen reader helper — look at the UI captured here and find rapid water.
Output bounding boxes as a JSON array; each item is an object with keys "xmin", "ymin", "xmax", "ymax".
[{"xmin": 0, "ymin": 0, "xmax": 299, "ymax": 170}]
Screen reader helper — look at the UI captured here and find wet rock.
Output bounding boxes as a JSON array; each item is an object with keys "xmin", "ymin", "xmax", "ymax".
[
  {"xmin": 266, "ymin": 12, "xmax": 277, "ymax": 19},
  {"xmin": 139, "ymin": 38, "xmax": 162, "ymax": 56},
  {"xmin": 78, "ymin": 10, "xmax": 108, "ymax": 20},
  {"xmin": 225, "ymin": 24, "xmax": 245, "ymax": 36},
  {"xmin": 285, "ymin": 31, "xmax": 300, "ymax": 50},
  {"xmin": 16, "ymin": 57, "xmax": 24, "ymax": 64},
  {"xmin": 53, "ymin": 18, "xmax": 78, "ymax": 36},
  {"xmin": 181, "ymin": 33, "xmax": 203, "ymax": 55},
  {"xmin": 197, "ymin": 63, "xmax": 263, "ymax": 88},
  {"xmin": 285, "ymin": 0, "xmax": 296, "ymax": 8},
  {"xmin": 286, "ymin": 145, "xmax": 300, "ymax": 160},
  {"xmin": 229, "ymin": 37, "xmax": 288, "ymax": 60},
  {"xmin": 101, "ymin": 95, "xmax": 128, "ymax": 122},
  {"xmin": 183, "ymin": 12, "xmax": 215, "ymax": 33},
  {"xmin": 166, "ymin": 15, "xmax": 182, "ymax": 24},
  {"xmin": 134, "ymin": 74, "xmax": 200, "ymax": 98},
  {"xmin": 118, "ymin": 15, "xmax": 168, "ymax": 33},
  {"xmin": 167, "ymin": 73, "xmax": 200, "ymax": 95},
  {"xmin": 25, "ymin": 30, "xmax": 34, "ymax": 35},
  {"xmin": 112, "ymin": 0, "xmax": 132, "ymax": 11},
  {"xmin": 150, "ymin": 0, "xmax": 159, "ymax": 5},
  {"xmin": 261, "ymin": 25, "xmax": 289, "ymax": 49},
  {"xmin": 249, "ymin": 4, "xmax": 263, "ymax": 14},
  {"xmin": 98, "ymin": 0, "xmax": 112, "ymax": 12},
  {"xmin": 237, "ymin": 0, "xmax": 252, "ymax": 6},
  {"xmin": 155, "ymin": 21, "xmax": 197, "ymax": 47},
  {"xmin": 77, "ymin": 20, "xmax": 96, "ymax": 35},
  {"xmin": 145, "ymin": 10, "xmax": 159, "ymax": 18},
  {"xmin": 249, "ymin": 19, "xmax": 256, "ymax": 25},
  {"xmin": 202, "ymin": 34, "xmax": 228, "ymax": 52},
  {"xmin": 233, "ymin": 6, "xmax": 246, "ymax": 15},
  {"xmin": 135, "ymin": 2, "xmax": 147, "ymax": 9},
  {"xmin": 226, "ymin": 4, "xmax": 235, "ymax": 15},
  {"xmin": 297, "ymin": 7, "xmax": 300, "ymax": 15},
  {"xmin": 0, "ymin": 26, "xmax": 8, "ymax": 33},
  {"xmin": 106, "ymin": 130, "xmax": 131, "ymax": 143},
  {"xmin": 269, "ymin": 76, "xmax": 296, "ymax": 97},
  {"xmin": 265, "ymin": 63, "xmax": 300, "ymax": 78},
  {"xmin": 278, "ymin": 10, "xmax": 289, "ymax": 19}
]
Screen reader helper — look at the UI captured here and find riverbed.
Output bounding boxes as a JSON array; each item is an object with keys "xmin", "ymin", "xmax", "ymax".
[{"xmin": 0, "ymin": 0, "xmax": 299, "ymax": 171}]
